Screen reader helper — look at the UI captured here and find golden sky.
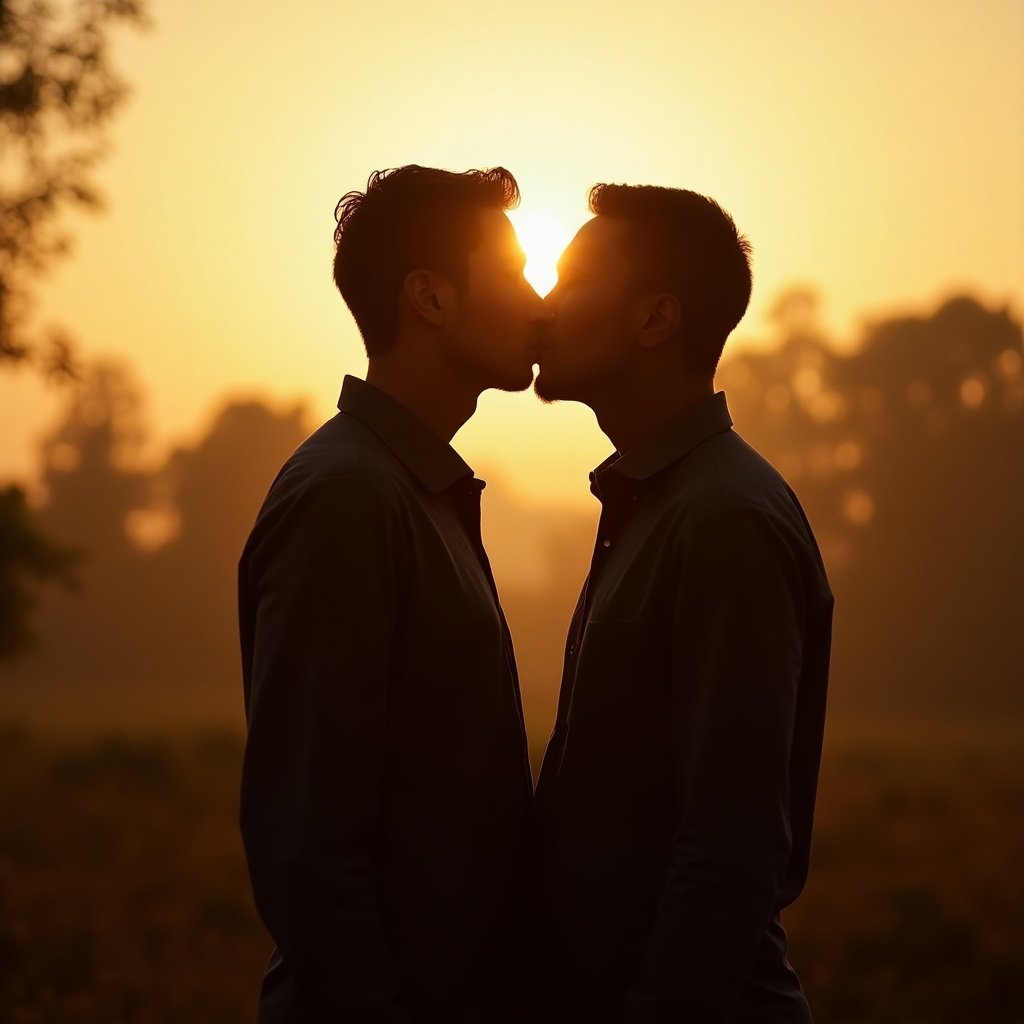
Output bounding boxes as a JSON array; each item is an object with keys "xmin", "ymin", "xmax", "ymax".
[{"xmin": 2, "ymin": 0, "xmax": 1022, "ymax": 508}]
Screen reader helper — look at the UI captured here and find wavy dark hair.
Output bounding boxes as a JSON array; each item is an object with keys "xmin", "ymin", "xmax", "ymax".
[
  {"xmin": 588, "ymin": 183, "xmax": 752, "ymax": 375},
  {"xmin": 332, "ymin": 165, "xmax": 520, "ymax": 356}
]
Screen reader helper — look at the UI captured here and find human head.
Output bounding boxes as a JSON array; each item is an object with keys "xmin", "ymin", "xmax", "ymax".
[
  {"xmin": 333, "ymin": 164, "xmax": 548, "ymax": 392},
  {"xmin": 534, "ymin": 183, "xmax": 752, "ymax": 404}
]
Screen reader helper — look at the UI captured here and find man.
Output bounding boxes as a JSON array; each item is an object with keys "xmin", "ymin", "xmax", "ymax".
[
  {"xmin": 239, "ymin": 165, "xmax": 549, "ymax": 1023},
  {"xmin": 531, "ymin": 184, "xmax": 833, "ymax": 1023}
]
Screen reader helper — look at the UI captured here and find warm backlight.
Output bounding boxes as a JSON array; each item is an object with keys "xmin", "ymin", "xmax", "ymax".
[{"xmin": 508, "ymin": 209, "xmax": 580, "ymax": 297}]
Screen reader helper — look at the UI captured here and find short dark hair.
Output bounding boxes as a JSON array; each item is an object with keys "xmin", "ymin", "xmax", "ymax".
[
  {"xmin": 332, "ymin": 165, "xmax": 520, "ymax": 356},
  {"xmin": 587, "ymin": 183, "xmax": 752, "ymax": 376}
]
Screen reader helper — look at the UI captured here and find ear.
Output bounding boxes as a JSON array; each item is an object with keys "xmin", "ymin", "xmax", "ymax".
[
  {"xmin": 402, "ymin": 269, "xmax": 451, "ymax": 327},
  {"xmin": 635, "ymin": 292, "xmax": 681, "ymax": 349}
]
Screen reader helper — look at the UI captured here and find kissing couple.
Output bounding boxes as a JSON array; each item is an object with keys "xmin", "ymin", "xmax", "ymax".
[{"xmin": 238, "ymin": 165, "xmax": 833, "ymax": 1024}]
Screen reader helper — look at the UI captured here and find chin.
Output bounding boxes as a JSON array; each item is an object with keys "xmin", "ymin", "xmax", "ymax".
[
  {"xmin": 533, "ymin": 369, "xmax": 577, "ymax": 404},
  {"xmin": 488, "ymin": 363, "xmax": 536, "ymax": 394}
]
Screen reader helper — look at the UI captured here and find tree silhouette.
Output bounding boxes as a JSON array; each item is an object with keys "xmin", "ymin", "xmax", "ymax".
[
  {"xmin": 0, "ymin": 484, "xmax": 78, "ymax": 658},
  {"xmin": 0, "ymin": 0, "xmax": 147, "ymax": 660},
  {"xmin": 2, "ymin": 381, "xmax": 311, "ymax": 725},
  {"xmin": 3, "ymin": 292, "xmax": 1021, "ymax": 730},
  {"xmin": 1, "ymin": 0, "xmax": 149, "ymax": 371},
  {"xmin": 140, "ymin": 399, "xmax": 311, "ymax": 711},
  {"xmin": 718, "ymin": 294, "xmax": 1024, "ymax": 717},
  {"xmin": 3, "ymin": 360, "xmax": 153, "ymax": 677}
]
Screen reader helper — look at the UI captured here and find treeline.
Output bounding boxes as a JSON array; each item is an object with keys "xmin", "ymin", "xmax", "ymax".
[
  {"xmin": 717, "ymin": 291, "xmax": 1023, "ymax": 723},
  {"xmin": 2, "ymin": 291, "xmax": 1022, "ymax": 744}
]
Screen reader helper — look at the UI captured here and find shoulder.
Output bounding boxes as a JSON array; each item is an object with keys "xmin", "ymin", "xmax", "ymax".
[
  {"xmin": 657, "ymin": 431, "xmax": 805, "ymax": 531},
  {"xmin": 660, "ymin": 430, "xmax": 826, "ymax": 576},
  {"xmin": 268, "ymin": 412, "xmax": 409, "ymax": 502},
  {"xmin": 667, "ymin": 430, "xmax": 794, "ymax": 517},
  {"xmin": 241, "ymin": 414, "xmax": 410, "ymax": 567}
]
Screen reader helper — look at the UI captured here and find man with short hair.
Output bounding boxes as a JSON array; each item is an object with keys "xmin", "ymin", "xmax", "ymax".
[
  {"xmin": 532, "ymin": 184, "xmax": 833, "ymax": 1023},
  {"xmin": 239, "ymin": 165, "xmax": 549, "ymax": 1023}
]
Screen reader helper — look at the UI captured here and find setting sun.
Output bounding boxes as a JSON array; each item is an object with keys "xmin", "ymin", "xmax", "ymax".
[{"xmin": 508, "ymin": 209, "xmax": 582, "ymax": 297}]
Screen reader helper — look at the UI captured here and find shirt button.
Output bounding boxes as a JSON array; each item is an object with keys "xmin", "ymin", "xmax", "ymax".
[
  {"xmin": 568, "ymin": 644, "xmax": 576, "ymax": 657},
  {"xmin": 602, "ymin": 538, "xmax": 612, "ymax": 548}
]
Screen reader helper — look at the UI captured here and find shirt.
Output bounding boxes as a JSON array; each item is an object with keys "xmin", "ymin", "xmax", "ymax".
[
  {"xmin": 533, "ymin": 391, "xmax": 834, "ymax": 1024},
  {"xmin": 239, "ymin": 375, "xmax": 533, "ymax": 1024}
]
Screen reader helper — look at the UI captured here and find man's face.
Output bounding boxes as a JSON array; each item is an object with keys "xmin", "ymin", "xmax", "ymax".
[
  {"xmin": 442, "ymin": 208, "xmax": 550, "ymax": 393},
  {"xmin": 534, "ymin": 216, "xmax": 639, "ymax": 404}
]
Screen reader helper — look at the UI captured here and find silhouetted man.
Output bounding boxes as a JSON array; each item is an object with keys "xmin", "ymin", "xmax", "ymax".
[
  {"xmin": 239, "ymin": 166, "xmax": 549, "ymax": 1023},
  {"xmin": 531, "ymin": 185, "xmax": 833, "ymax": 1023}
]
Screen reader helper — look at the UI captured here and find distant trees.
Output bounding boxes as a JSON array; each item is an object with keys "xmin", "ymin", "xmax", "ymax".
[
  {"xmin": 1, "ymin": 0, "xmax": 147, "ymax": 660},
  {"xmin": 4, "ymin": 371, "xmax": 310, "ymax": 724},
  {"xmin": 38, "ymin": 360, "xmax": 152, "ymax": 554},
  {"xmin": 719, "ymin": 293, "xmax": 1024, "ymax": 717},
  {"xmin": 0, "ymin": 485, "xmax": 77, "ymax": 658},
  {"xmin": 3, "ymin": 291, "xmax": 1022, "ymax": 729}
]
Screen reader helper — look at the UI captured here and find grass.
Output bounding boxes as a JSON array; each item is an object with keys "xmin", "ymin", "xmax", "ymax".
[{"xmin": 1, "ymin": 721, "xmax": 1021, "ymax": 1022}]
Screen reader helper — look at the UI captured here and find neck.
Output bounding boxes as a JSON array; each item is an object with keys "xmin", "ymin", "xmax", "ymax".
[
  {"xmin": 365, "ymin": 349, "xmax": 480, "ymax": 443},
  {"xmin": 591, "ymin": 375, "xmax": 714, "ymax": 455}
]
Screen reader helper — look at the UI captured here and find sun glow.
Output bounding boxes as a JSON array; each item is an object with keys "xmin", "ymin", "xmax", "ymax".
[{"xmin": 508, "ymin": 209, "xmax": 581, "ymax": 297}]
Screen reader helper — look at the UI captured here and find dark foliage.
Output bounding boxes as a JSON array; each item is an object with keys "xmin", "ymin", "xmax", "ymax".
[
  {"xmin": 0, "ymin": 0, "xmax": 147, "ymax": 662},
  {"xmin": 1, "ymin": 0, "xmax": 148, "ymax": 370},
  {"xmin": 0, "ymin": 483, "xmax": 78, "ymax": 658}
]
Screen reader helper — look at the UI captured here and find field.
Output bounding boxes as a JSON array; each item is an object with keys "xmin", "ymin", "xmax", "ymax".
[{"xmin": 1, "ymin": 721, "xmax": 1022, "ymax": 1023}]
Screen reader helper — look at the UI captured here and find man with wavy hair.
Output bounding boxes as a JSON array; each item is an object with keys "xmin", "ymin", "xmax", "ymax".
[
  {"xmin": 239, "ymin": 166, "xmax": 549, "ymax": 1023},
  {"xmin": 532, "ymin": 184, "xmax": 833, "ymax": 1023}
]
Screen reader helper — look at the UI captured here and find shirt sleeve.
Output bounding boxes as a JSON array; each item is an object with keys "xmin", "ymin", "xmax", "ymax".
[
  {"xmin": 239, "ymin": 474, "xmax": 413, "ymax": 1023},
  {"xmin": 623, "ymin": 508, "xmax": 806, "ymax": 1023}
]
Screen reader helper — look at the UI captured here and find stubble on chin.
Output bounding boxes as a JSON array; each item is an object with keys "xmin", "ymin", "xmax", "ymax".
[
  {"xmin": 532, "ymin": 373, "xmax": 561, "ymax": 405},
  {"xmin": 489, "ymin": 365, "xmax": 536, "ymax": 395}
]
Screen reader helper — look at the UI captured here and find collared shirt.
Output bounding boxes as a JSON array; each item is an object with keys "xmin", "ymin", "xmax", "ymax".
[
  {"xmin": 239, "ymin": 375, "xmax": 532, "ymax": 1024},
  {"xmin": 534, "ymin": 391, "xmax": 833, "ymax": 1024}
]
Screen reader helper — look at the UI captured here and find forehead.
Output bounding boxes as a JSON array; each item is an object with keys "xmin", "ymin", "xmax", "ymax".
[
  {"xmin": 471, "ymin": 208, "xmax": 522, "ymax": 258},
  {"xmin": 562, "ymin": 216, "xmax": 632, "ymax": 274}
]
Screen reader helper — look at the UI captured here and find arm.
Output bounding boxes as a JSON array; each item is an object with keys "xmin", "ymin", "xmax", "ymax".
[
  {"xmin": 240, "ymin": 474, "xmax": 413, "ymax": 1022},
  {"xmin": 624, "ymin": 509, "xmax": 805, "ymax": 1023}
]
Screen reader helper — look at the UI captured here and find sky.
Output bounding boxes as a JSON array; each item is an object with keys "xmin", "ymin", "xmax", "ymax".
[{"xmin": 2, "ymin": 0, "xmax": 1023, "ymax": 508}]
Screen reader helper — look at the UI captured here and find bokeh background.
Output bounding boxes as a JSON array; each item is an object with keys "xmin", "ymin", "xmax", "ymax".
[{"xmin": 2, "ymin": 1, "xmax": 1022, "ymax": 1021}]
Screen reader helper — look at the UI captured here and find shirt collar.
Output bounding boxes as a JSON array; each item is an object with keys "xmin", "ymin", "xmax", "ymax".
[
  {"xmin": 590, "ymin": 391, "xmax": 734, "ymax": 495},
  {"xmin": 337, "ymin": 375, "xmax": 475, "ymax": 494}
]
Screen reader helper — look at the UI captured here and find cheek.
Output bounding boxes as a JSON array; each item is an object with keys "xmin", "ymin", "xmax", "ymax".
[
  {"xmin": 557, "ymin": 292, "xmax": 625, "ymax": 357},
  {"xmin": 461, "ymin": 283, "xmax": 522, "ymax": 333}
]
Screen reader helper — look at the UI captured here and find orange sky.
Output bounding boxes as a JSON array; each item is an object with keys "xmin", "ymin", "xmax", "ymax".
[{"xmin": 2, "ymin": 0, "xmax": 1022, "ymax": 508}]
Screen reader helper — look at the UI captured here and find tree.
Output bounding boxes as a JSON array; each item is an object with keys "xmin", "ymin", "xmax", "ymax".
[
  {"xmin": 719, "ymin": 293, "xmax": 1024, "ymax": 718},
  {"xmin": 37, "ymin": 357, "xmax": 152, "ymax": 553},
  {"xmin": 0, "ymin": 0, "xmax": 147, "ymax": 661},
  {"xmin": 1, "ymin": 0, "xmax": 149, "ymax": 373},
  {"xmin": 0, "ymin": 484, "xmax": 77, "ymax": 658},
  {"xmin": 2, "ymin": 383, "xmax": 311, "ymax": 724}
]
